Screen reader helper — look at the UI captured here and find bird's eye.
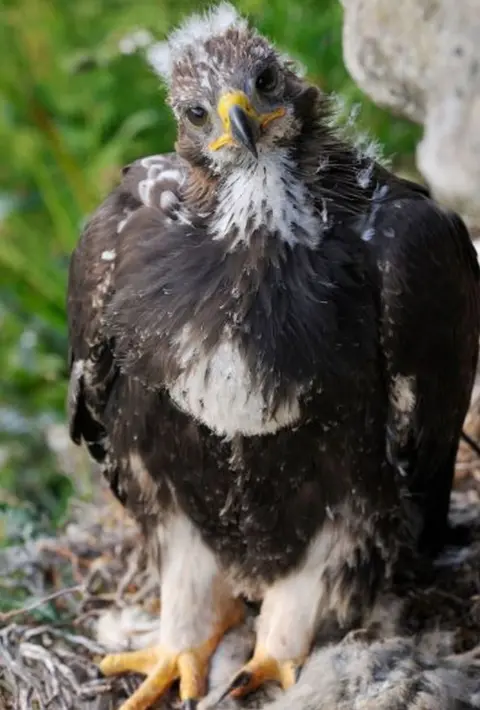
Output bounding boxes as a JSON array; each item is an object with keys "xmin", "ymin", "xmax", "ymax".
[
  {"xmin": 255, "ymin": 66, "xmax": 279, "ymax": 93},
  {"xmin": 185, "ymin": 106, "xmax": 209, "ymax": 127}
]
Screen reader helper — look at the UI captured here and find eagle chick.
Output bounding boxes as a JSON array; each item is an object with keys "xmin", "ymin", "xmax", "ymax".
[{"xmin": 67, "ymin": 4, "xmax": 480, "ymax": 710}]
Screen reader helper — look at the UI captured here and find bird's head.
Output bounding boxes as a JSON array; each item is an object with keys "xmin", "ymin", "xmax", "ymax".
[{"xmin": 148, "ymin": 3, "xmax": 311, "ymax": 169}]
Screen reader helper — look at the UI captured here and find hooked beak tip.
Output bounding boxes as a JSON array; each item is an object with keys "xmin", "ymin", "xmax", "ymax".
[{"xmin": 228, "ymin": 104, "xmax": 259, "ymax": 159}]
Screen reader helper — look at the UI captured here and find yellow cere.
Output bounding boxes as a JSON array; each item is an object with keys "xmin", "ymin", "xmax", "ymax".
[
  {"xmin": 208, "ymin": 90, "xmax": 286, "ymax": 152},
  {"xmin": 217, "ymin": 91, "xmax": 259, "ymax": 129}
]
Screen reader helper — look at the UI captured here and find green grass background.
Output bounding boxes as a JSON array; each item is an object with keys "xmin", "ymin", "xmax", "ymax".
[{"xmin": 0, "ymin": 0, "xmax": 421, "ymax": 545}]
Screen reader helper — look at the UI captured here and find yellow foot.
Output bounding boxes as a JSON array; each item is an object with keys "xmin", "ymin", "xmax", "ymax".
[
  {"xmin": 224, "ymin": 646, "xmax": 304, "ymax": 699},
  {"xmin": 99, "ymin": 601, "xmax": 244, "ymax": 710}
]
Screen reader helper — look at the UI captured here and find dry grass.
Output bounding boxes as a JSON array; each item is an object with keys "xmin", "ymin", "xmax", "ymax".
[
  {"xmin": 1, "ymin": 454, "xmax": 480, "ymax": 710},
  {"xmin": 0, "ymin": 489, "xmax": 153, "ymax": 709}
]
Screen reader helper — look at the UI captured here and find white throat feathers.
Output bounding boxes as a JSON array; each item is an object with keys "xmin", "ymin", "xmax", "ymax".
[{"xmin": 211, "ymin": 149, "xmax": 321, "ymax": 249}]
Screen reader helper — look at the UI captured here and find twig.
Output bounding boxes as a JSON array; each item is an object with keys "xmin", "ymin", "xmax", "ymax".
[
  {"xmin": 461, "ymin": 430, "xmax": 480, "ymax": 457},
  {"xmin": 456, "ymin": 459, "xmax": 480, "ymax": 471},
  {"xmin": 0, "ymin": 585, "xmax": 83, "ymax": 623}
]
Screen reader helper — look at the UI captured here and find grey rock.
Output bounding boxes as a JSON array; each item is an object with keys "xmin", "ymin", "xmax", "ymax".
[{"xmin": 340, "ymin": 0, "xmax": 480, "ymax": 220}]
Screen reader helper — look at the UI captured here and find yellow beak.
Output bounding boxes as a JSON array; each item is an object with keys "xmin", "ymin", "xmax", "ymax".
[{"xmin": 209, "ymin": 91, "xmax": 286, "ymax": 157}]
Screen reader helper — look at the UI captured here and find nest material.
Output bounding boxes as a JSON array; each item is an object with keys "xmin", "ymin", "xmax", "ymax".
[{"xmin": 1, "ymin": 473, "xmax": 480, "ymax": 710}]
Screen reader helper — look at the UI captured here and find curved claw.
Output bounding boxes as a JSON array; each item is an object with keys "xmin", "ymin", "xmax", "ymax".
[
  {"xmin": 220, "ymin": 648, "xmax": 302, "ymax": 700},
  {"xmin": 227, "ymin": 670, "xmax": 253, "ymax": 694},
  {"xmin": 294, "ymin": 664, "xmax": 303, "ymax": 682}
]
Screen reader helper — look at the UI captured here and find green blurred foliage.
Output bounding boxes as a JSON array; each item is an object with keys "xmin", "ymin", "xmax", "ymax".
[{"xmin": 0, "ymin": 0, "xmax": 420, "ymax": 541}]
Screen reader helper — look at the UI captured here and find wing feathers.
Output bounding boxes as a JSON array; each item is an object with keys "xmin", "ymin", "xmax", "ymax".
[{"xmin": 67, "ymin": 152, "xmax": 186, "ymax": 466}]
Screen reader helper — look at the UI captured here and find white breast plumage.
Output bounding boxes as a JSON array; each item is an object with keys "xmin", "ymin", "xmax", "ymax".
[{"xmin": 168, "ymin": 327, "xmax": 301, "ymax": 438}]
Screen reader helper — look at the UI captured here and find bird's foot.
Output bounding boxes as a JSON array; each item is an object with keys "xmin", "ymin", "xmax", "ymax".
[
  {"xmin": 100, "ymin": 646, "xmax": 181, "ymax": 709},
  {"xmin": 222, "ymin": 646, "xmax": 303, "ymax": 699},
  {"xmin": 99, "ymin": 601, "xmax": 244, "ymax": 710}
]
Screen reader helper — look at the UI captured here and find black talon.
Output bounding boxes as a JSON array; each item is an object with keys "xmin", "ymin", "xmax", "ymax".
[
  {"xmin": 182, "ymin": 700, "xmax": 198, "ymax": 710},
  {"xmin": 216, "ymin": 688, "xmax": 233, "ymax": 704},
  {"xmin": 294, "ymin": 664, "xmax": 303, "ymax": 682},
  {"xmin": 229, "ymin": 670, "xmax": 253, "ymax": 693},
  {"xmin": 217, "ymin": 670, "xmax": 253, "ymax": 703}
]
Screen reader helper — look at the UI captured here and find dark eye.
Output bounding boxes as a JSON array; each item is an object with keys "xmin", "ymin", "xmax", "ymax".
[
  {"xmin": 185, "ymin": 105, "xmax": 209, "ymax": 127},
  {"xmin": 255, "ymin": 65, "xmax": 279, "ymax": 93}
]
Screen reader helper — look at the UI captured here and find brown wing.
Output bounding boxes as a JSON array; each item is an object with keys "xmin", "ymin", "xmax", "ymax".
[
  {"xmin": 66, "ymin": 152, "xmax": 187, "ymax": 481},
  {"xmin": 370, "ymin": 182, "xmax": 480, "ymax": 553}
]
